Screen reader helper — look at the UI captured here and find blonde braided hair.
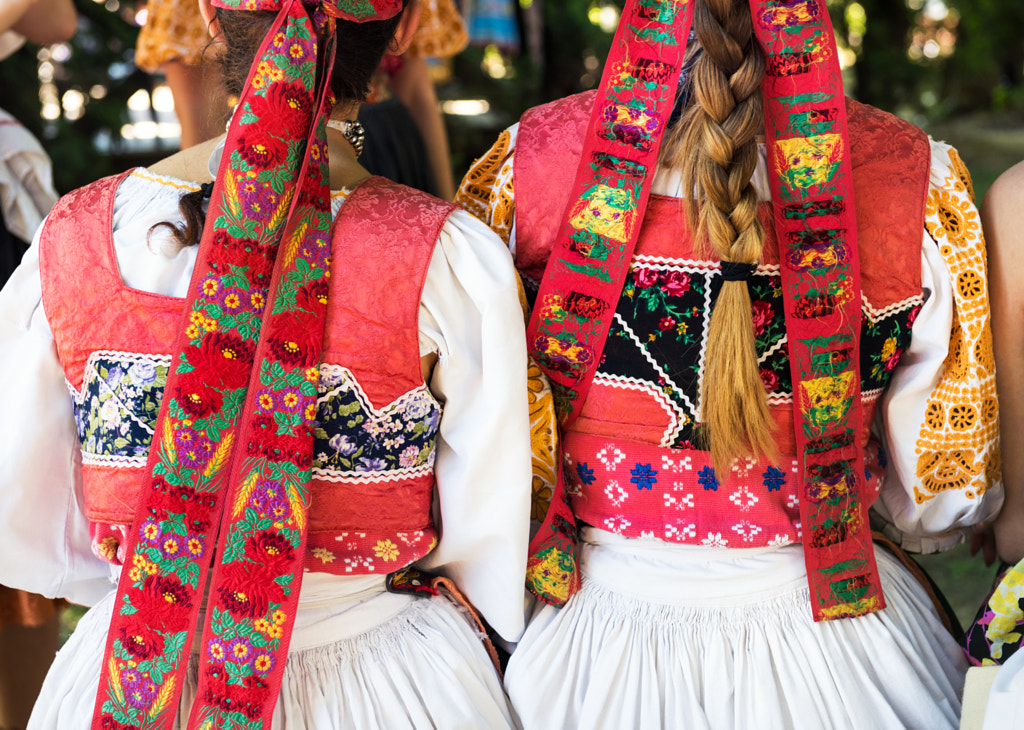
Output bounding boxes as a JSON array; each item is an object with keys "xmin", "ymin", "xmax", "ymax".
[{"xmin": 662, "ymin": 0, "xmax": 775, "ymax": 469}]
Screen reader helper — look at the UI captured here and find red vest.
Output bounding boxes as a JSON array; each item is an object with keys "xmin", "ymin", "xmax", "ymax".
[
  {"xmin": 39, "ymin": 173, "xmax": 452, "ymax": 573},
  {"xmin": 515, "ymin": 92, "xmax": 931, "ymax": 547}
]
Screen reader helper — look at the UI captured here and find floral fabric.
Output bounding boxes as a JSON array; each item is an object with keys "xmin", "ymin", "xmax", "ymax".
[
  {"xmin": 72, "ymin": 353, "xmax": 171, "ymax": 466},
  {"xmin": 965, "ymin": 561, "xmax": 1024, "ymax": 667},
  {"xmin": 313, "ymin": 365, "xmax": 440, "ymax": 480},
  {"xmin": 456, "ymin": 123, "xmax": 1001, "ymax": 557}
]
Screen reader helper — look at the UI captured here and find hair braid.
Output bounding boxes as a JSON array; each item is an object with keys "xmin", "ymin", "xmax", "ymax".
[{"xmin": 662, "ymin": 0, "xmax": 774, "ymax": 469}]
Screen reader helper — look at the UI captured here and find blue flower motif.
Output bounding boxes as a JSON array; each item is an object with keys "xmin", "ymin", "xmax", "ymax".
[
  {"xmin": 630, "ymin": 463, "xmax": 658, "ymax": 490},
  {"xmin": 355, "ymin": 457, "xmax": 388, "ymax": 472},
  {"xmin": 877, "ymin": 445, "xmax": 888, "ymax": 469},
  {"xmin": 698, "ymin": 465, "xmax": 718, "ymax": 491},
  {"xmin": 577, "ymin": 462, "xmax": 596, "ymax": 486},
  {"xmin": 762, "ymin": 466, "xmax": 786, "ymax": 493}
]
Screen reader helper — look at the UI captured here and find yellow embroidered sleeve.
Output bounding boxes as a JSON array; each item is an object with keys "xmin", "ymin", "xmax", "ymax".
[
  {"xmin": 916, "ymin": 146, "xmax": 1000, "ymax": 504},
  {"xmin": 528, "ymin": 360, "xmax": 558, "ymax": 522},
  {"xmin": 455, "ymin": 129, "xmax": 517, "ymax": 246}
]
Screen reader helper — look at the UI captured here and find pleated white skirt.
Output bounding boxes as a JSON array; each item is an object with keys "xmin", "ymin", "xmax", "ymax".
[
  {"xmin": 506, "ymin": 529, "xmax": 966, "ymax": 730},
  {"xmin": 30, "ymin": 574, "xmax": 518, "ymax": 729}
]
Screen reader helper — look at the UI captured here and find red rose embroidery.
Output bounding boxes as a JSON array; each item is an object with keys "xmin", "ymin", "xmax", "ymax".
[
  {"xmin": 186, "ymin": 332, "xmax": 256, "ymax": 390},
  {"xmin": 118, "ymin": 623, "xmax": 165, "ymax": 659},
  {"xmin": 634, "ymin": 267, "xmax": 660, "ymax": 288},
  {"xmin": 265, "ymin": 308, "xmax": 321, "ymax": 366},
  {"xmin": 175, "ymin": 372, "xmax": 223, "ymax": 418},
  {"xmin": 751, "ymin": 300, "xmax": 775, "ymax": 337},
  {"xmin": 249, "ymin": 82, "xmax": 314, "ymax": 137},
  {"xmin": 760, "ymin": 368, "xmax": 780, "ymax": 392},
  {"xmin": 245, "ymin": 530, "xmax": 296, "ymax": 572},
  {"xmin": 238, "ymin": 128, "xmax": 288, "ymax": 170},
  {"xmin": 133, "ymin": 574, "xmax": 193, "ymax": 632},
  {"xmin": 215, "ymin": 560, "xmax": 285, "ymax": 619},
  {"xmin": 660, "ymin": 271, "xmax": 691, "ymax": 297}
]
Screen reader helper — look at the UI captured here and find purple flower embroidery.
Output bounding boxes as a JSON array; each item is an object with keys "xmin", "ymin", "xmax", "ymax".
[
  {"xmin": 356, "ymin": 457, "xmax": 387, "ymax": 472},
  {"xmin": 207, "ymin": 637, "xmax": 228, "ymax": 664},
  {"xmin": 251, "ymin": 651, "xmax": 276, "ymax": 675},
  {"xmin": 240, "ymin": 182, "xmax": 279, "ymax": 222},
  {"xmin": 125, "ymin": 679, "xmax": 159, "ymax": 710},
  {"xmin": 179, "ymin": 434, "xmax": 214, "ymax": 470},
  {"xmin": 328, "ymin": 434, "xmax": 358, "ymax": 456},
  {"xmin": 139, "ymin": 519, "xmax": 162, "ymax": 545},
  {"xmin": 228, "ymin": 636, "xmax": 253, "ymax": 663}
]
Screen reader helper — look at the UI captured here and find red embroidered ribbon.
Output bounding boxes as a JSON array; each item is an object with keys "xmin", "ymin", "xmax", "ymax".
[
  {"xmin": 525, "ymin": 0, "xmax": 695, "ymax": 606},
  {"xmin": 526, "ymin": 0, "xmax": 884, "ymax": 621},
  {"xmin": 92, "ymin": 2, "xmax": 406, "ymax": 729},
  {"xmin": 749, "ymin": 0, "xmax": 881, "ymax": 620}
]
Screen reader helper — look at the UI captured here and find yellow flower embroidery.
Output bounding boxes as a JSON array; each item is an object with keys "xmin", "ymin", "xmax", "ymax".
[
  {"xmin": 311, "ymin": 547, "xmax": 335, "ymax": 564},
  {"xmin": 986, "ymin": 564, "xmax": 1024, "ymax": 660},
  {"xmin": 373, "ymin": 539, "xmax": 399, "ymax": 562}
]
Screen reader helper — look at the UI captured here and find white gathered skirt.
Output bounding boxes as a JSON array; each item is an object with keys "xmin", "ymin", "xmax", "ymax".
[
  {"xmin": 29, "ymin": 574, "xmax": 519, "ymax": 730},
  {"xmin": 506, "ymin": 529, "xmax": 967, "ymax": 730}
]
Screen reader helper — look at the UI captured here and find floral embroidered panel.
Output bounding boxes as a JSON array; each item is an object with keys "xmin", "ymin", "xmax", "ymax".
[
  {"xmin": 312, "ymin": 364, "xmax": 441, "ymax": 482},
  {"xmin": 71, "ymin": 353, "xmax": 172, "ymax": 467},
  {"xmin": 601, "ymin": 258, "xmax": 921, "ymax": 449},
  {"xmin": 71, "ymin": 356, "xmax": 442, "ymax": 483}
]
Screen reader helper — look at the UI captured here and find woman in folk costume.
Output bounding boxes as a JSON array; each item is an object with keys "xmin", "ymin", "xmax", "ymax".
[
  {"xmin": 0, "ymin": 0, "xmax": 532, "ymax": 727},
  {"xmin": 457, "ymin": 0, "xmax": 1001, "ymax": 727}
]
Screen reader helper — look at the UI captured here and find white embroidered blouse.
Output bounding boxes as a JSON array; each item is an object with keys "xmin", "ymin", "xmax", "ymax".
[
  {"xmin": 456, "ymin": 123, "xmax": 1003, "ymax": 555},
  {"xmin": 0, "ymin": 167, "xmax": 533, "ymax": 642}
]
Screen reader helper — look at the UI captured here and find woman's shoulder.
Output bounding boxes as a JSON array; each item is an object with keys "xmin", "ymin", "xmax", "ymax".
[
  {"xmin": 983, "ymin": 160, "xmax": 1024, "ymax": 214},
  {"xmin": 146, "ymin": 135, "xmax": 220, "ymax": 184}
]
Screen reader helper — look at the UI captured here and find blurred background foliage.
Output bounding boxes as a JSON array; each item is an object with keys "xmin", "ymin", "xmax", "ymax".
[{"xmin": 5, "ymin": 0, "xmax": 1022, "ymax": 194}]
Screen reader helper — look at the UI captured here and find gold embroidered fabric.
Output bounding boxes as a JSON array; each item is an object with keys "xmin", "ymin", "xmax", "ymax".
[
  {"xmin": 528, "ymin": 359, "xmax": 557, "ymax": 522},
  {"xmin": 455, "ymin": 130, "xmax": 516, "ymax": 245},
  {"xmin": 917, "ymin": 146, "xmax": 1000, "ymax": 505},
  {"xmin": 136, "ymin": 0, "xmax": 211, "ymax": 71},
  {"xmin": 408, "ymin": 0, "xmax": 468, "ymax": 59}
]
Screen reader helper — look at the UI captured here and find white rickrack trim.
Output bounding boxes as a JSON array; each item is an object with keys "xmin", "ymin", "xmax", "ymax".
[
  {"xmin": 766, "ymin": 392, "xmax": 793, "ymax": 405},
  {"xmin": 312, "ymin": 462, "xmax": 435, "ymax": 484},
  {"xmin": 82, "ymin": 453, "xmax": 147, "ymax": 468},
  {"xmin": 632, "ymin": 255, "xmax": 782, "ymax": 278},
  {"xmin": 591, "ymin": 373, "xmax": 687, "ymax": 446},
  {"xmin": 317, "ymin": 364, "xmax": 442, "ymax": 415},
  {"xmin": 861, "ymin": 293, "xmax": 925, "ymax": 323},
  {"xmin": 758, "ymin": 335, "xmax": 789, "ymax": 365},
  {"xmin": 862, "ymin": 387, "xmax": 883, "ymax": 402},
  {"xmin": 67, "ymin": 350, "xmax": 172, "ymax": 400},
  {"xmin": 694, "ymin": 271, "xmax": 713, "ymax": 419},
  {"xmin": 611, "ymin": 313, "xmax": 698, "ymax": 448}
]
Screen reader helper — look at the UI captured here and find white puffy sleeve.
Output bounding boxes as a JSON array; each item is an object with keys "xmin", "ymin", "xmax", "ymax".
[
  {"xmin": 0, "ymin": 233, "xmax": 113, "ymax": 605},
  {"xmin": 874, "ymin": 140, "xmax": 1002, "ymax": 553},
  {"xmin": 415, "ymin": 208, "xmax": 533, "ymax": 643}
]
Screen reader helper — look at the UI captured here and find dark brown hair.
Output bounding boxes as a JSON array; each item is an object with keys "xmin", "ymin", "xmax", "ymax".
[
  {"xmin": 661, "ymin": 0, "xmax": 773, "ymax": 469},
  {"xmin": 153, "ymin": 1, "xmax": 408, "ymax": 249}
]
